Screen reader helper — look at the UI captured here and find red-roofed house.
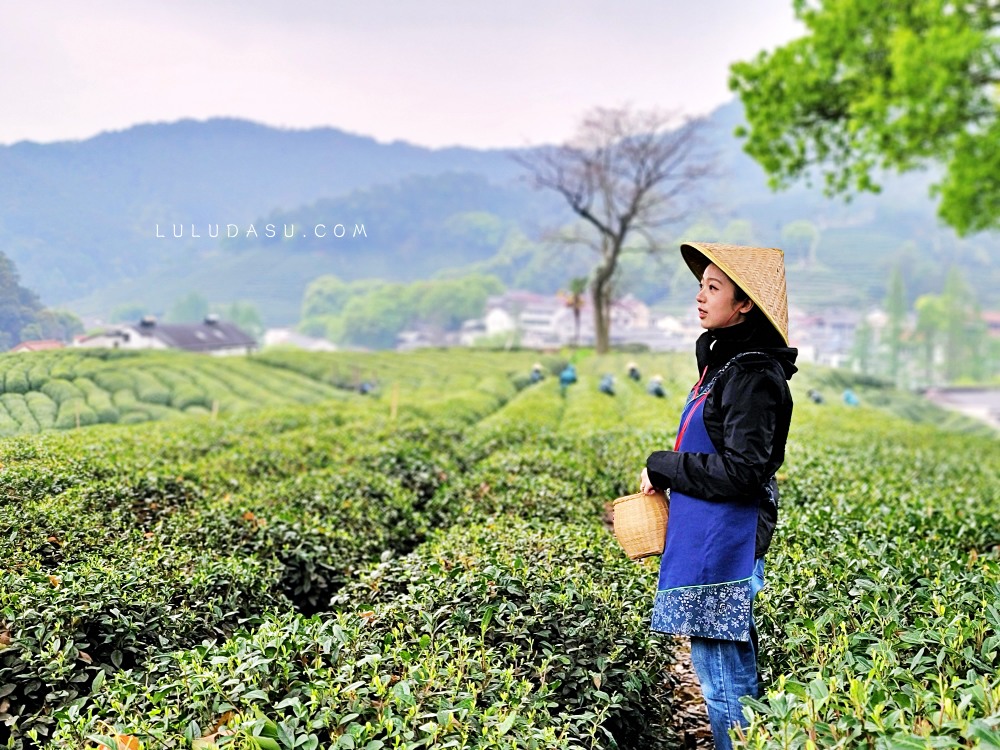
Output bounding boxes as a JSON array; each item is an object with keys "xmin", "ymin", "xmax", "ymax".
[{"xmin": 9, "ymin": 340, "xmax": 65, "ymax": 353}]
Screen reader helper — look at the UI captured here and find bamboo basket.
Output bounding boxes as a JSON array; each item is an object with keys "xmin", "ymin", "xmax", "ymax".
[{"xmin": 612, "ymin": 490, "xmax": 669, "ymax": 560}]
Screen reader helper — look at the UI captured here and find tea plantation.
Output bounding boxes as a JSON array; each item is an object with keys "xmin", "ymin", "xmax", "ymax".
[{"xmin": 0, "ymin": 348, "xmax": 997, "ymax": 749}]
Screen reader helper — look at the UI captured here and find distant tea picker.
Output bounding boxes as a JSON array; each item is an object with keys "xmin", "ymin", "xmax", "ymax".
[{"xmin": 639, "ymin": 242, "xmax": 798, "ymax": 750}]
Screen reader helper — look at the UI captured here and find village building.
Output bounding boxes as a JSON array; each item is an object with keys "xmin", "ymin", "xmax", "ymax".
[
  {"xmin": 460, "ymin": 290, "xmax": 666, "ymax": 349},
  {"xmin": 9, "ymin": 339, "xmax": 65, "ymax": 353},
  {"xmin": 74, "ymin": 315, "xmax": 257, "ymax": 355},
  {"xmin": 262, "ymin": 327, "xmax": 337, "ymax": 352}
]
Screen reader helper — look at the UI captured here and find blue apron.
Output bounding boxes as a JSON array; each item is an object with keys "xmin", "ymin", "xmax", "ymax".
[{"xmin": 651, "ymin": 354, "xmax": 763, "ymax": 642}]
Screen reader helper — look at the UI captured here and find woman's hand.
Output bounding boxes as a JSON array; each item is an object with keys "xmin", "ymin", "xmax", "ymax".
[{"xmin": 640, "ymin": 467, "xmax": 656, "ymax": 495}]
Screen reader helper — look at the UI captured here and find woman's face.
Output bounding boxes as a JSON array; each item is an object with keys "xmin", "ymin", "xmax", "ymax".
[{"xmin": 695, "ymin": 263, "xmax": 753, "ymax": 330}]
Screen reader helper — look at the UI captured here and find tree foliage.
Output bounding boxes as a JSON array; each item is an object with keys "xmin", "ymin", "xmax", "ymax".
[
  {"xmin": 218, "ymin": 301, "xmax": 264, "ymax": 340},
  {"xmin": 854, "ymin": 264, "xmax": 993, "ymax": 385},
  {"xmin": 300, "ymin": 274, "xmax": 504, "ymax": 349},
  {"xmin": 167, "ymin": 291, "xmax": 210, "ymax": 323},
  {"xmin": 730, "ymin": 0, "xmax": 1000, "ymax": 234},
  {"xmin": 19, "ymin": 310, "xmax": 83, "ymax": 344},
  {"xmin": 110, "ymin": 304, "xmax": 148, "ymax": 324},
  {"xmin": 781, "ymin": 220, "xmax": 820, "ymax": 268},
  {"xmin": 0, "ymin": 251, "xmax": 53, "ymax": 350}
]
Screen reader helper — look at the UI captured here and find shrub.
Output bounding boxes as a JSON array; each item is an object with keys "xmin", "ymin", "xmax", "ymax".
[
  {"xmin": 3, "ymin": 366, "xmax": 30, "ymax": 394},
  {"xmin": 24, "ymin": 392, "xmax": 56, "ymax": 429}
]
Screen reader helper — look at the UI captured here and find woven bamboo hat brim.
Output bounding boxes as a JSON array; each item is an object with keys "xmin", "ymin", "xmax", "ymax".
[{"xmin": 680, "ymin": 241, "xmax": 789, "ymax": 345}]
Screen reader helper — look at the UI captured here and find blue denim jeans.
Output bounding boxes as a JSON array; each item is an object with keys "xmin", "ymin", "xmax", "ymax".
[{"xmin": 689, "ymin": 558, "xmax": 765, "ymax": 750}]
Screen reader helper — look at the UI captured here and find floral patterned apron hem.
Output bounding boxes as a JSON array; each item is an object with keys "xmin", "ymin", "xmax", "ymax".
[{"xmin": 651, "ymin": 577, "xmax": 754, "ymax": 641}]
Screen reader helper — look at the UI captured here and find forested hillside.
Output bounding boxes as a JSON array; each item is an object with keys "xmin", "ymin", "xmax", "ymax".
[{"xmin": 3, "ymin": 104, "xmax": 998, "ymax": 326}]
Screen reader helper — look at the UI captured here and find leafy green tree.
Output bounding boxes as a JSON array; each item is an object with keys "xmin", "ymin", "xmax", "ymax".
[
  {"xmin": 941, "ymin": 267, "xmax": 971, "ymax": 382},
  {"xmin": 964, "ymin": 301, "xmax": 990, "ymax": 382},
  {"xmin": 560, "ymin": 276, "xmax": 589, "ymax": 347},
  {"xmin": 110, "ymin": 303, "xmax": 148, "ymax": 324},
  {"xmin": 415, "ymin": 275, "xmax": 503, "ymax": 331},
  {"xmin": 218, "ymin": 301, "xmax": 263, "ymax": 340},
  {"xmin": 914, "ymin": 293, "xmax": 946, "ymax": 384},
  {"xmin": 339, "ymin": 284, "xmax": 414, "ymax": 349},
  {"xmin": 301, "ymin": 275, "xmax": 352, "ymax": 319},
  {"xmin": 850, "ymin": 318, "xmax": 874, "ymax": 375},
  {"xmin": 885, "ymin": 264, "xmax": 908, "ymax": 384},
  {"xmin": 781, "ymin": 220, "xmax": 820, "ymax": 268},
  {"xmin": 0, "ymin": 251, "xmax": 45, "ymax": 350},
  {"xmin": 730, "ymin": 0, "xmax": 1000, "ymax": 234},
  {"xmin": 167, "ymin": 292, "xmax": 210, "ymax": 323},
  {"xmin": 19, "ymin": 310, "xmax": 84, "ymax": 343},
  {"xmin": 298, "ymin": 314, "xmax": 339, "ymax": 340}
]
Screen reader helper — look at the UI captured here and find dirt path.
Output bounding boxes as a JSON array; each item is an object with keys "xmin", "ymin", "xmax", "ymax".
[{"xmin": 665, "ymin": 637, "xmax": 714, "ymax": 748}]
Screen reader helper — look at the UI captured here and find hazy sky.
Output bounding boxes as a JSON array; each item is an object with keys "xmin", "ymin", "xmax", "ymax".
[{"xmin": 2, "ymin": 1, "xmax": 804, "ymax": 149}]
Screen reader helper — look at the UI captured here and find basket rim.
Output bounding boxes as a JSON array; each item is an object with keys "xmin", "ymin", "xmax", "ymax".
[{"xmin": 612, "ymin": 490, "xmax": 664, "ymax": 506}]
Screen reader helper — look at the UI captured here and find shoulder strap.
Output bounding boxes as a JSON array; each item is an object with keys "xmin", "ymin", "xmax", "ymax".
[{"xmin": 698, "ymin": 351, "xmax": 772, "ymax": 396}]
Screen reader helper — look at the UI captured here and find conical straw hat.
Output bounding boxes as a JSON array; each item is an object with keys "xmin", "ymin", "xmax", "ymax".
[{"xmin": 680, "ymin": 241, "xmax": 789, "ymax": 344}]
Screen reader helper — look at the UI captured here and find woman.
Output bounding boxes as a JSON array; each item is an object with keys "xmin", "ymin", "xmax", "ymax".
[{"xmin": 639, "ymin": 241, "xmax": 797, "ymax": 750}]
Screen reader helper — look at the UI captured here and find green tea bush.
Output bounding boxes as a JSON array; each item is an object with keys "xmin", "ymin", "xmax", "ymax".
[
  {"xmin": 171, "ymin": 385, "xmax": 211, "ymax": 411},
  {"xmin": 0, "ymin": 404, "xmax": 20, "ymax": 437},
  {"xmin": 131, "ymin": 369, "xmax": 172, "ymax": 406},
  {"xmin": 73, "ymin": 377, "xmax": 120, "ymax": 423},
  {"xmin": 477, "ymin": 380, "xmax": 565, "ymax": 431},
  {"xmin": 52, "ymin": 520, "xmax": 674, "ymax": 749},
  {"xmin": 24, "ymin": 392, "xmax": 56, "ymax": 430},
  {"xmin": 26, "ymin": 363, "xmax": 49, "ymax": 391},
  {"xmin": 737, "ymin": 410, "xmax": 1000, "ymax": 748},
  {"xmin": 0, "ymin": 350, "xmax": 996, "ymax": 749},
  {"xmin": 54, "ymin": 398, "xmax": 99, "ymax": 430},
  {"xmin": 92, "ymin": 370, "xmax": 133, "ymax": 394},
  {"xmin": 0, "ymin": 544, "xmax": 282, "ymax": 745},
  {"xmin": 3, "ymin": 365, "xmax": 29, "ymax": 394}
]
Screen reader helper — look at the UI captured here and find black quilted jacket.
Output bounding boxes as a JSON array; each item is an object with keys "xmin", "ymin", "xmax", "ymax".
[{"xmin": 646, "ymin": 315, "xmax": 798, "ymax": 559}]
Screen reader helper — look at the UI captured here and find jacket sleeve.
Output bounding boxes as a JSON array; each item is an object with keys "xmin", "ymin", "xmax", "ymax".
[{"xmin": 646, "ymin": 367, "xmax": 781, "ymax": 502}]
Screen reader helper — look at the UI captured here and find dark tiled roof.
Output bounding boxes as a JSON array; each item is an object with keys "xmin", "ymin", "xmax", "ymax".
[{"xmin": 136, "ymin": 320, "xmax": 256, "ymax": 352}]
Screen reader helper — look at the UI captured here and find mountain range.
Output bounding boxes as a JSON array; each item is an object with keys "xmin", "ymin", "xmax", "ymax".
[{"xmin": 1, "ymin": 101, "xmax": 997, "ymax": 326}]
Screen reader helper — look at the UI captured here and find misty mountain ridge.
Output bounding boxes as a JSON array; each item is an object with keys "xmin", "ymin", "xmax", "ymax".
[{"xmin": 1, "ymin": 101, "xmax": 996, "ymax": 326}]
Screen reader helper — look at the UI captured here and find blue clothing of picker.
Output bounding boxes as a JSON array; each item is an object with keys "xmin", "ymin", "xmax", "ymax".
[
  {"xmin": 651, "ymin": 353, "xmax": 764, "ymax": 641},
  {"xmin": 559, "ymin": 364, "xmax": 577, "ymax": 397}
]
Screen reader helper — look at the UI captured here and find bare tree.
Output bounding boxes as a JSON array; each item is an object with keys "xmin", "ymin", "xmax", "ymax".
[{"xmin": 515, "ymin": 106, "xmax": 714, "ymax": 353}]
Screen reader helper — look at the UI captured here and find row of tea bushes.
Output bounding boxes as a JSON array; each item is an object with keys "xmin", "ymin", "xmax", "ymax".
[
  {"xmin": 474, "ymin": 358, "xmax": 687, "ymax": 437},
  {"xmin": 0, "ymin": 342, "xmax": 550, "ymax": 513},
  {"xmin": 0, "ymin": 346, "xmax": 536, "ymax": 438},
  {"xmin": 1, "ymin": 371, "xmax": 531, "ymax": 746},
  {"xmin": 3, "ymin": 363, "xmax": 678, "ymax": 747},
  {"xmin": 0, "ymin": 350, "xmax": 351, "ymax": 435},
  {"xmin": 740, "ymin": 407, "xmax": 1000, "ymax": 748},
  {"xmin": 0, "ymin": 398, "xmax": 380, "ymax": 514},
  {"xmin": 253, "ymin": 350, "xmax": 556, "ymax": 394},
  {"xmin": 51, "ymin": 520, "xmax": 676, "ymax": 750},
  {"xmin": 3, "ymin": 348, "xmax": 997, "ymax": 748}
]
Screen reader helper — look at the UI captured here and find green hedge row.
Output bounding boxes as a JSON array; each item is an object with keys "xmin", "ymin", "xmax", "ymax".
[
  {"xmin": 52, "ymin": 520, "xmax": 674, "ymax": 750},
  {"xmin": 740, "ymin": 408, "xmax": 1000, "ymax": 748},
  {"xmin": 1, "ymin": 349, "xmax": 997, "ymax": 749},
  {"xmin": 0, "ymin": 370, "xmax": 534, "ymax": 746}
]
